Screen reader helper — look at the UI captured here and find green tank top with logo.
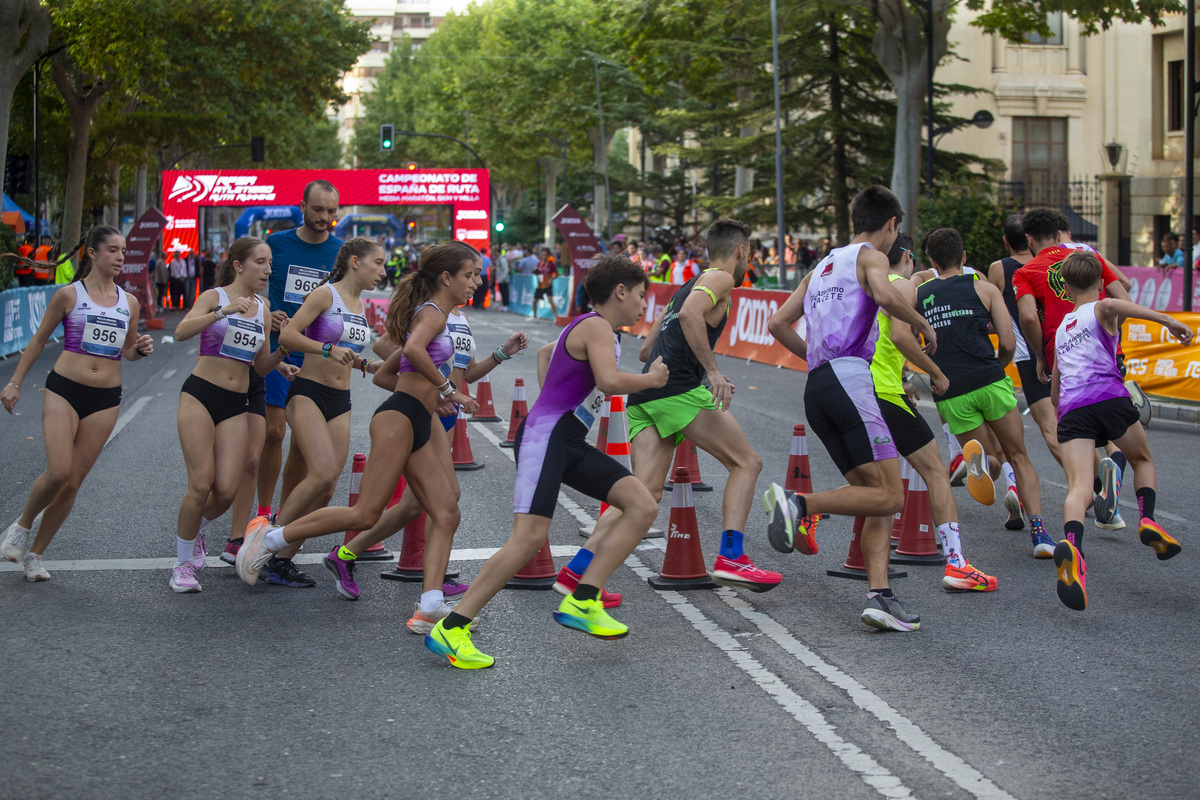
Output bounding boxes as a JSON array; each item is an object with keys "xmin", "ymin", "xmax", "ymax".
[{"xmin": 869, "ymin": 273, "xmax": 907, "ymax": 399}]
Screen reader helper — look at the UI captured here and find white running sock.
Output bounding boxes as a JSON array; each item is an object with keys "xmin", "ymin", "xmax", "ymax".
[
  {"xmin": 938, "ymin": 522, "xmax": 964, "ymax": 567},
  {"xmin": 945, "ymin": 424, "xmax": 962, "ymax": 458},
  {"xmin": 1001, "ymin": 462, "xmax": 1016, "ymax": 492},
  {"xmin": 420, "ymin": 590, "xmax": 444, "ymax": 613},
  {"xmin": 198, "ymin": 516, "xmax": 216, "ymax": 533},
  {"xmin": 264, "ymin": 527, "xmax": 287, "ymax": 552},
  {"xmin": 176, "ymin": 536, "xmax": 194, "ymax": 564}
]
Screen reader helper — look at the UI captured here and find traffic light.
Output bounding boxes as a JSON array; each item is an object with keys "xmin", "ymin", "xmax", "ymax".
[
  {"xmin": 380, "ymin": 124, "xmax": 394, "ymax": 151},
  {"xmin": 4, "ymin": 153, "xmax": 31, "ymax": 194},
  {"xmin": 406, "ymin": 220, "xmax": 417, "ymax": 230},
  {"xmin": 494, "ymin": 220, "xmax": 505, "ymax": 233},
  {"xmin": 250, "ymin": 136, "xmax": 264, "ymax": 162},
  {"xmin": 406, "ymin": 161, "xmax": 418, "ymax": 171}
]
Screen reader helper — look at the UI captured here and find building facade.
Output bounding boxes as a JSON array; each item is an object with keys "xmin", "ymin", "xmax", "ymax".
[{"xmin": 938, "ymin": 10, "xmax": 1197, "ymax": 267}]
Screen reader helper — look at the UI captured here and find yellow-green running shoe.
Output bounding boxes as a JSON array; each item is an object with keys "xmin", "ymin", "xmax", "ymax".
[
  {"xmin": 553, "ymin": 595, "xmax": 629, "ymax": 639},
  {"xmin": 425, "ymin": 620, "xmax": 494, "ymax": 669}
]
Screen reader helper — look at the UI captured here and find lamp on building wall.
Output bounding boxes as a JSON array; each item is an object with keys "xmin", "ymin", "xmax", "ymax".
[{"xmin": 1104, "ymin": 141, "xmax": 1124, "ymax": 172}]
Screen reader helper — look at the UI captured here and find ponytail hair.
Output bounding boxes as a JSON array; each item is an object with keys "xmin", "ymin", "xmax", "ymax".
[
  {"xmin": 1, "ymin": 225, "xmax": 119, "ymax": 283},
  {"xmin": 385, "ymin": 240, "xmax": 480, "ymax": 344},
  {"xmin": 216, "ymin": 236, "xmax": 266, "ymax": 287},
  {"xmin": 319, "ymin": 236, "xmax": 381, "ymax": 290}
]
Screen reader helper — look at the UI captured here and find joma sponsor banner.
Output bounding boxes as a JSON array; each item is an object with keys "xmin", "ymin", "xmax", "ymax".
[{"xmin": 1, "ymin": 286, "xmax": 65, "ymax": 358}]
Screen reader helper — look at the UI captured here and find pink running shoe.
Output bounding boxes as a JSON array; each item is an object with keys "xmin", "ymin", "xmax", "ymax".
[
  {"xmin": 170, "ymin": 562, "xmax": 202, "ymax": 593},
  {"xmin": 711, "ymin": 554, "xmax": 782, "ymax": 593},
  {"xmin": 219, "ymin": 537, "xmax": 242, "ymax": 566},
  {"xmin": 552, "ymin": 566, "xmax": 623, "ymax": 608},
  {"xmin": 442, "ymin": 577, "xmax": 470, "ymax": 598},
  {"xmin": 191, "ymin": 531, "xmax": 207, "ymax": 571}
]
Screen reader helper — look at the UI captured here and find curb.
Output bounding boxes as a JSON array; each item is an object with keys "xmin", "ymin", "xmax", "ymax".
[{"xmin": 1148, "ymin": 401, "xmax": 1200, "ymax": 426}]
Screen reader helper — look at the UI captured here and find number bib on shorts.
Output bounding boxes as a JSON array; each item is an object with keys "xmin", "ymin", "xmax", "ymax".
[
  {"xmin": 284, "ymin": 264, "xmax": 329, "ymax": 305},
  {"xmin": 81, "ymin": 313, "xmax": 127, "ymax": 358},
  {"xmin": 220, "ymin": 316, "xmax": 265, "ymax": 363},
  {"xmin": 573, "ymin": 387, "xmax": 605, "ymax": 429},
  {"xmin": 338, "ymin": 312, "xmax": 370, "ymax": 355},
  {"xmin": 447, "ymin": 318, "xmax": 475, "ymax": 369}
]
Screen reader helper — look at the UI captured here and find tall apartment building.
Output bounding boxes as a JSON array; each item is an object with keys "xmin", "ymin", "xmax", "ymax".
[
  {"xmin": 937, "ymin": 10, "xmax": 1197, "ymax": 266},
  {"xmin": 335, "ymin": 1, "xmax": 465, "ymax": 156}
]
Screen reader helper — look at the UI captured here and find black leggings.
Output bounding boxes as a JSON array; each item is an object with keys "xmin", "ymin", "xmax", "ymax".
[
  {"xmin": 373, "ymin": 391, "xmax": 432, "ymax": 452},
  {"xmin": 44, "ymin": 370, "xmax": 122, "ymax": 420},
  {"xmin": 182, "ymin": 374, "xmax": 248, "ymax": 425}
]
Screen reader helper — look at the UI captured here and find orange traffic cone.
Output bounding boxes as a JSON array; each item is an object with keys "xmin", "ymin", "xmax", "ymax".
[
  {"xmin": 342, "ymin": 453, "xmax": 393, "ymax": 561},
  {"xmin": 379, "ymin": 477, "xmax": 459, "ymax": 582},
  {"xmin": 648, "ymin": 467, "xmax": 717, "ymax": 590},
  {"xmin": 580, "ymin": 395, "xmax": 661, "ymax": 537},
  {"xmin": 785, "ymin": 424, "xmax": 813, "ymax": 494},
  {"xmin": 471, "ymin": 374, "xmax": 500, "ymax": 422},
  {"xmin": 500, "ymin": 378, "xmax": 528, "ymax": 448},
  {"xmin": 891, "ymin": 460, "xmax": 910, "ymax": 542},
  {"xmin": 505, "ymin": 534, "xmax": 557, "ymax": 589},
  {"xmin": 827, "ymin": 516, "xmax": 908, "ymax": 580},
  {"xmin": 595, "ymin": 393, "xmax": 612, "ymax": 454},
  {"xmin": 663, "ymin": 439, "xmax": 713, "ymax": 492},
  {"xmin": 451, "ymin": 408, "xmax": 484, "ymax": 471},
  {"xmin": 891, "ymin": 469, "xmax": 943, "ymax": 565}
]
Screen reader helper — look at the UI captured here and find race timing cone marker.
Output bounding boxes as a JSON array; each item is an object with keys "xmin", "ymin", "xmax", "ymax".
[
  {"xmin": 785, "ymin": 424, "xmax": 814, "ymax": 494},
  {"xmin": 826, "ymin": 516, "xmax": 909, "ymax": 581},
  {"xmin": 595, "ymin": 394, "xmax": 612, "ymax": 454},
  {"xmin": 891, "ymin": 460, "xmax": 911, "ymax": 543},
  {"xmin": 471, "ymin": 374, "xmax": 501, "ymax": 422},
  {"xmin": 663, "ymin": 439, "xmax": 713, "ymax": 492},
  {"xmin": 380, "ymin": 476, "xmax": 460, "ymax": 582},
  {"xmin": 500, "ymin": 378, "xmax": 528, "ymax": 448},
  {"xmin": 451, "ymin": 407, "xmax": 485, "ymax": 471},
  {"xmin": 890, "ymin": 469, "xmax": 944, "ymax": 566},
  {"xmin": 648, "ymin": 467, "xmax": 718, "ymax": 591},
  {"xmin": 343, "ymin": 453, "xmax": 393, "ymax": 561},
  {"xmin": 505, "ymin": 534, "xmax": 557, "ymax": 590}
]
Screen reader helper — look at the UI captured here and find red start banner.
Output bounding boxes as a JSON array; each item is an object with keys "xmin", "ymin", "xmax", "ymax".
[
  {"xmin": 627, "ymin": 283, "xmax": 808, "ymax": 370},
  {"xmin": 120, "ymin": 208, "xmax": 168, "ymax": 323},
  {"xmin": 161, "ymin": 167, "xmax": 491, "ymax": 258}
]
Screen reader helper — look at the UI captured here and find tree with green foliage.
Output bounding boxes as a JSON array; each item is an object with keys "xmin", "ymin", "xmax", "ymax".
[{"xmin": 0, "ymin": 0, "xmax": 50, "ymax": 208}]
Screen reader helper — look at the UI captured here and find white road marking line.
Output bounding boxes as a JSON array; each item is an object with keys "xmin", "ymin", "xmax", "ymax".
[
  {"xmin": 0, "ymin": 545, "xmax": 583, "ymax": 574},
  {"xmin": 716, "ymin": 589, "xmax": 1018, "ymax": 800},
  {"xmin": 104, "ymin": 397, "xmax": 153, "ymax": 447},
  {"xmin": 1040, "ymin": 477, "xmax": 1185, "ymax": 522},
  {"xmin": 623, "ymin": 554, "xmax": 914, "ymax": 799},
  {"xmin": 162, "ymin": 368, "xmax": 178, "ymax": 379}
]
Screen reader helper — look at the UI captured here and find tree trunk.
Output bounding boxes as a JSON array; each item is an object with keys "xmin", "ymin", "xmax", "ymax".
[
  {"xmin": 872, "ymin": 0, "xmax": 950, "ymax": 237},
  {"xmin": 105, "ymin": 162, "xmax": 120, "ymax": 228},
  {"xmin": 828, "ymin": 14, "xmax": 850, "ymax": 246},
  {"xmin": 587, "ymin": 126, "xmax": 613, "ymax": 242},
  {"xmin": 51, "ymin": 54, "xmax": 107, "ymax": 251},
  {"xmin": 540, "ymin": 157, "xmax": 560, "ymax": 247},
  {"xmin": 734, "ymin": 87, "xmax": 755, "ymax": 203},
  {"xmin": 0, "ymin": 0, "xmax": 51, "ymax": 194},
  {"xmin": 135, "ymin": 164, "xmax": 147, "ymax": 217}
]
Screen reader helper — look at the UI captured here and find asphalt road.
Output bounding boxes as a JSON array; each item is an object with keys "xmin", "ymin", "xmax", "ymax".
[{"xmin": 1, "ymin": 305, "xmax": 1197, "ymax": 800}]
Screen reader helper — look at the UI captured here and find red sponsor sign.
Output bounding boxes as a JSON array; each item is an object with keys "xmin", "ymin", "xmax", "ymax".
[
  {"xmin": 120, "ymin": 208, "xmax": 168, "ymax": 323},
  {"xmin": 552, "ymin": 203, "xmax": 602, "ymax": 320},
  {"xmin": 628, "ymin": 283, "xmax": 808, "ymax": 370},
  {"xmin": 161, "ymin": 168, "xmax": 491, "ymax": 259}
]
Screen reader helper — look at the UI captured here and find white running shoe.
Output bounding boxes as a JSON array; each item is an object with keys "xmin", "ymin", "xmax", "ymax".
[
  {"xmin": 170, "ymin": 562, "xmax": 201, "ymax": 593},
  {"xmin": 235, "ymin": 516, "xmax": 276, "ymax": 586},
  {"xmin": 405, "ymin": 602, "xmax": 478, "ymax": 635},
  {"xmin": 22, "ymin": 552, "xmax": 50, "ymax": 582},
  {"xmin": 1, "ymin": 521, "xmax": 35, "ymax": 563}
]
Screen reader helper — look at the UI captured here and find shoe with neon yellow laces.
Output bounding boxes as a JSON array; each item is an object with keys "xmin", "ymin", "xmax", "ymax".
[{"xmin": 425, "ymin": 620, "xmax": 494, "ymax": 669}]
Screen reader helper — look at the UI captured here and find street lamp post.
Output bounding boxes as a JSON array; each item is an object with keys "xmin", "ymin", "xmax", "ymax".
[{"xmin": 770, "ymin": 0, "xmax": 787, "ymax": 285}]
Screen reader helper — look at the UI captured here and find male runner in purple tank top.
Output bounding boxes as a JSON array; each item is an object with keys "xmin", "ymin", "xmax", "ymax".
[
  {"xmin": 425, "ymin": 254, "xmax": 669, "ymax": 669},
  {"xmin": 765, "ymin": 186, "xmax": 937, "ymax": 632}
]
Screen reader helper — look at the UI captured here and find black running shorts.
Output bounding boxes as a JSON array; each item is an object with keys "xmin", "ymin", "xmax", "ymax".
[{"xmin": 1057, "ymin": 396, "xmax": 1139, "ymax": 446}]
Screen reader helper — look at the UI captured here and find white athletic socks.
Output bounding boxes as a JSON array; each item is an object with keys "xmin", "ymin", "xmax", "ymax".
[
  {"xmin": 264, "ymin": 527, "xmax": 287, "ymax": 552},
  {"xmin": 944, "ymin": 424, "xmax": 962, "ymax": 459},
  {"xmin": 198, "ymin": 516, "xmax": 216, "ymax": 534},
  {"xmin": 420, "ymin": 590, "xmax": 444, "ymax": 613},
  {"xmin": 937, "ymin": 522, "xmax": 964, "ymax": 568},
  {"xmin": 1000, "ymin": 462, "xmax": 1016, "ymax": 492},
  {"xmin": 176, "ymin": 536, "xmax": 193, "ymax": 564}
]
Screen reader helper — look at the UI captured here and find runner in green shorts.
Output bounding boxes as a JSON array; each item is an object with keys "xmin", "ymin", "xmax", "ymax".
[
  {"xmin": 583, "ymin": 218, "xmax": 781, "ymax": 593},
  {"xmin": 916, "ymin": 227, "xmax": 1049, "ymax": 556}
]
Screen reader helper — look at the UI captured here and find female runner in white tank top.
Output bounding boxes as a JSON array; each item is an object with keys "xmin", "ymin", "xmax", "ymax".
[
  {"xmin": 0, "ymin": 226, "xmax": 154, "ymax": 581},
  {"xmin": 169, "ymin": 236, "xmax": 289, "ymax": 593}
]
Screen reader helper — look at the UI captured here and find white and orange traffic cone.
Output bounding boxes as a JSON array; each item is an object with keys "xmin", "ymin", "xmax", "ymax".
[
  {"xmin": 451, "ymin": 408, "xmax": 484, "ymax": 471},
  {"xmin": 343, "ymin": 453, "xmax": 392, "ymax": 561},
  {"xmin": 648, "ymin": 466, "xmax": 717, "ymax": 590},
  {"xmin": 472, "ymin": 374, "xmax": 500, "ymax": 422},
  {"xmin": 891, "ymin": 469, "xmax": 942, "ymax": 566},
  {"xmin": 663, "ymin": 439, "xmax": 713, "ymax": 492},
  {"xmin": 500, "ymin": 378, "xmax": 528, "ymax": 448}
]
